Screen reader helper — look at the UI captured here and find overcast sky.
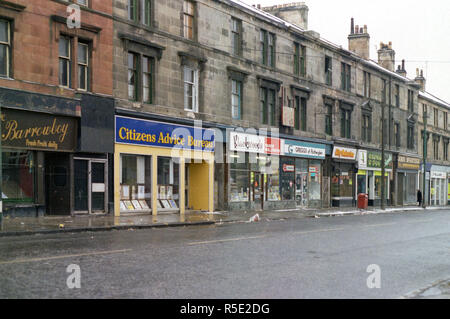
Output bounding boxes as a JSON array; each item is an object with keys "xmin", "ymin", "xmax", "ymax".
[{"xmin": 242, "ymin": 0, "xmax": 450, "ymax": 103}]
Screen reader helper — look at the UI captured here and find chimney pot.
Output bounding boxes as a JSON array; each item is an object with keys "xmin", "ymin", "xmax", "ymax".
[{"xmin": 351, "ymin": 18, "xmax": 354, "ymax": 34}]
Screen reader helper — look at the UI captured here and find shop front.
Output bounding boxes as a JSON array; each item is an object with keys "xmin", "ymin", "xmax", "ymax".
[
  {"xmin": 331, "ymin": 146, "xmax": 357, "ymax": 207},
  {"xmin": 280, "ymin": 139, "xmax": 326, "ymax": 208},
  {"xmin": 114, "ymin": 116, "xmax": 215, "ymax": 216},
  {"xmin": 396, "ymin": 155, "xmax": 420, "ymax": 206},
  {"xmin": 228, "ymin": 131, "xmax": 282, "ymax": 211},
  {"xmin": 429, "ymin": 165, "xmax": 449, "ymax": 206},
  {"xmin": 1, "ymin": 108, "xmax": 78, "ymax": 216},
  {"xmin": 356, "ymin": 150, "xmax": 392, "ymax": 206}
]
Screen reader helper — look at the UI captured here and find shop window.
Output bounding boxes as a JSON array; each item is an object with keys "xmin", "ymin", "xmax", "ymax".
[
  {"xmin": 361, "ymin": 113, "xmax": 371, "ymax": 143},
  {"xmin": 128, "ymin": 52, "xmax": 138, "ymax": 101},
  {"xmin": 331, "ymin": 163, "xmax": 353, "ymax": 198},
  {"xmin": 157, "ymin": 157, "xmax": 180, "ymax": 211},
  {"xmin": 142, "ymin": 56, "xmax": 154, "ymax": 104},
  {"xmin": 120, "ymin": 154, "xmax": 152, "ymax": 213},
  {"xmin": 325, "ymin": 102, "xmax": 333, "ymax": 135},
  {"xmin": 280, "ymin": 157, "xmax": 295, "ymax": 200},
  {"xmin": 128, "ymin": 0, "xmax": 152, "ymax": 26},
  {"xmin": 230, "ymin": 153, "xmax": 249, "ymax": 202},
  {"xmin": 340, "ymin": 108, "xmax": 351, "ymax": 139},
  {"xmin": 265, "ymin": 155, "xmax": 280, "ymax": 201},
  {"xmin": 260, "ymin": 30, "xmax": 275, "ymax": 68},
  {"xmin": 363, "ymin": 71, "xmax": 371, "ymax": 98},
  {"xmin": 0, "ymin": 19, "xmax": 11, "ymax": 78},
  {"xmin": 341, "ymin": 62, "xmax": 351, "ymax": 92},
  {"xmin": 1, "ymin": 151, "xmax": 34, "ymax": 203}
]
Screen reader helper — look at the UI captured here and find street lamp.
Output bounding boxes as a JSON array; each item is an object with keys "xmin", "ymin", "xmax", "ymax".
[{"xmin": 422, "ymin": 105, "xmax": 428, "ymax": 208}]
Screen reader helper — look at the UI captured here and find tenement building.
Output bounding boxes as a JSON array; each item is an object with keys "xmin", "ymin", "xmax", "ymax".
[
  {"xmin": 0, "ymin": 0, "xmax": 115, "ymax": 217},
  {"xmin": 110, "ymin": 0, "xmax": 431, "ymax": 214},
  {"xmin": 416, "ymin": 71, "xmax": 450, "ymax": 206}
]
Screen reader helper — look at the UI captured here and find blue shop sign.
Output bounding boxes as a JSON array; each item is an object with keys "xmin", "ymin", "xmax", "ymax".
[{"xmin": 115, "ymin": 116, "xmax": 215, "ymax": 152}]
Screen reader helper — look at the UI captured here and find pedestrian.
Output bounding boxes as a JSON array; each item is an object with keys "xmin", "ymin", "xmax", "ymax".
[{"xmin": 417, "ymin": 189, "xmax": 422, "ymax": 207}]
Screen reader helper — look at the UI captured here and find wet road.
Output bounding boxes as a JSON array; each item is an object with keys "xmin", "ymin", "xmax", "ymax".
[{"xmin": 0, "ymin": 210, "xmax": 449, "ymax": 298}]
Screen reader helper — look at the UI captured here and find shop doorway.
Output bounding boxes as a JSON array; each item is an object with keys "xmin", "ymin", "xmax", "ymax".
[
  {"xmin": 74, "ymin": 158, "xmax": 108, "ymax": 214},
  {"xmin": 397, "ymin": 173, "xmax": 404, "ymax": 206},
  {"xmin": 295, "ymin": 172, "xmax": 308, "ymax": 207},
  {"xmin": 45, "ymin": 153, "xmax": 71, "ymax": 215},
  {"xmin": 187, "ymin": 161, "xmax": 210, "ymax": 211},
  {"xmin": 251, "ymin": 172, "xmax": 264, "ymax": 210}
]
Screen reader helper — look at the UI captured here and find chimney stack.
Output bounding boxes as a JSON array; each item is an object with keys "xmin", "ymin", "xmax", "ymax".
[
  {"xmin": 414, "ymin": 68, "xmax": 426, "ymax": 91},
  {"xmin": 262, "ymin": 2, "xmax": 309, "ymax": 30},
  {"xmin": 348, "ymin": 18, "xmax": 370, "ymax": 60},
  {"xmin": 378, "ymin": 41, "xmax": 396, "ymax": 72},
  {"xmin": 396, "ymin": 59, "xmax": 407, "ymax": 77}
]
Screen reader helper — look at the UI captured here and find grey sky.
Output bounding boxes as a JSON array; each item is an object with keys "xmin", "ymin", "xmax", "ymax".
[{"xmin": 242, "ymin": 0, "xmax": 450, "ymax": 103}]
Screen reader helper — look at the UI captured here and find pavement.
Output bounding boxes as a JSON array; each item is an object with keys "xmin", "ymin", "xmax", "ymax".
[{"xmin": 0, "ymin": 204, "xmax": 446, "ymax": 237}]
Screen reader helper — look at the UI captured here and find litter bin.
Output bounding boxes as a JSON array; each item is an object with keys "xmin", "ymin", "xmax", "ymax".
[{"xmin": 357, "ymin": 193, "xmax": 368, "ymax": 209}]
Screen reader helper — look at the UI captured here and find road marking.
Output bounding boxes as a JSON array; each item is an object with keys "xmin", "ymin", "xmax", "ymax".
[
  {"xmin": 362, "ymin": 222, "xmax": 397, "ymax": 228},
  {"xmin": 407, "ymin": 219, "xmax": 434, "ymax": 224},
  {"xmin": 188, "ymin": 235, "xmax": 266, "ymax": 246},
  {"xmin": 291, "ymin": 228, "xmax": 345, "ymax": 235},
  {"xmin": 0, "ymin": 249, "xmax": 133, "ymax": 265}
]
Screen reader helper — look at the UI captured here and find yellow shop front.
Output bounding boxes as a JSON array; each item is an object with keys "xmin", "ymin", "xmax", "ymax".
[{"xmin": 114, "ymin": 116, "xmax": 215, "ymax": 217}]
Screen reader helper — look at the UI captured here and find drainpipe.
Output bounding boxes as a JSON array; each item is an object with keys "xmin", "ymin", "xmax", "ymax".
[
  {"xmin": 0, "ymin": 101, "xmax": 3, "ymax": 227},
  {"xmin": 422, "ymin": 107, "xmax": 427, "ymax": 208}
]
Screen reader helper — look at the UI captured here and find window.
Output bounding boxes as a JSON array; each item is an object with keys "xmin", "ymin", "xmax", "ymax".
[
  {"xmin": 231, "ymin": 18, "xmax": 242, "ymax": 56},
  {"xmin": 300, "ymin": 97, "xmax": 307, "ymax": 131},
  {"xmin": 260, "ymin": 30, "xmax": 275, "ymax": 68},
  {"xmin": 408, "ymin": 89, "xmax": 414, "ymax": 112},
  {"xmin": 294, "ymin": 43, "xmax": 299, "ymax": 76},
  {"xmin": 341, "ymin": 62, "xmax": 351, "ymax": 92},
  {"xmin": 183, "ymin": 0, "xmax": 195, "ymax": 40},
  {"xmin": 231, "ymin": 79, "xmax": 242, "ymax": 120},
  {"xmin": 394, "ymin": 123, "xmax": 400, "ymax": 148},
  {"xmin": 361, "ymin": 114, "xmax": 371, "ymax": 142},
  {"xmin": 299, "ymin": 45, "xmax": 306, "ymax": 77},
  {"xmin": 128, "ymin": 52, "xmax": 138, "ymax": 101},
  {"xmin": 260, "ymin": 87, "xmax": 276, "ymax": 126},
  {"xmin": 433, "ymin": 138, "xmax": 439, "ymax": 160},
  {"xmin": 184, "ymin": 66, "xmax": 198, "ymax": 112},
  {"xmin": 395, "ymin": 84, "xmax": 400, "ymax": 107},
  {"xmin": 0, "ymin": 19, "xmax": 11, "ymax": 77},
  {"xmin": 294, "ymin": 96, "xmax": 300, "ymax": 130},
  {"xmin": 2, "ymin": 151, "xmax": 35, "ymax": 203},
  {"xmin": 128, "ymin": 0, "xmax": 152, "ymax": 25},
  {"xmin": 434, "ymin": 108, "xmax": 439, "ymax": 127},
  {"xmin": 444, "ymin": 140, "xmax": 449, "ymax": 161},
  {"xmin": 142, "ymin": 56, "xmax": 154, "ymax": 104},
  {"xmin": 363, "ymin": 71, "xmax": 371, "ymax": 98},
  {"xmin": 325, "ymin": 103, "xmax": 332, "ymax": 135},
  {"xmin": 76, "ymin": 0, "xmax": 88, "ymax": 6},
  {"xmin": 340, "ymin": 108, "xmax": 351, "ymax": 138},
  {"xmin": 325, "ymin": 56, "xmax": 332, "ymax": 86},
  {"xmin": 59, "ymin": 36, "xmax": 71, "ymax": 87},
  {"xmin": 444, "ymin": 112, "xmax": 448, "ymax": 131},
  {"xmin": 382, "ymin": 79, "xmax": 387, "ymax": 103},
  {"xmin": 407, "ymin": 124, "xmax": 415, "ymax": 150},
  {"xmin": 77, "ymin": 42, "xmax": 89, "ymax": 91}
]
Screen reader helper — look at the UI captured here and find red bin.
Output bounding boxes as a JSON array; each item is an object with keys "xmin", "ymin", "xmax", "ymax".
[{"xmin": 357, "ymin": 193, "xmax": 368, "ymax": 209}]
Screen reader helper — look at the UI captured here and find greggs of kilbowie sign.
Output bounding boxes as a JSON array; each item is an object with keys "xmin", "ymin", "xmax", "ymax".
[
  {"xmin": 1, "ymin": 108, "xmax": 77, "ymax": 151},
  {"xmin": 332, "ymin": 146, "xmax": 357, "ymax": 160}
]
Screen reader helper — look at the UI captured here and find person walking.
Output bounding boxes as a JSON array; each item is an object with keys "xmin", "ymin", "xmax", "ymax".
[{"xmin": 417, "ymin": 189, "xmax": 423, "ymax": 207}]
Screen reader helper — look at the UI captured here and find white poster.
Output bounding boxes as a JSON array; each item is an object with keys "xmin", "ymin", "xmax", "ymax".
[{"xmin": 229, "ymin": 132, "xmax": 265, "ymax": 154}]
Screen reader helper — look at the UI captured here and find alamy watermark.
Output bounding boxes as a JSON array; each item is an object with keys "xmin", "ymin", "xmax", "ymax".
[
  {"xmin": 67, "ymin": 4, "xmax": 81, "ymax": 29},
  {"xmin": 66, "ymin": 264, "xmax": 81, "ymax": 289},
  {"xmin": 366, "ymin": 264, "xmax": 381, "ymax": 289}
]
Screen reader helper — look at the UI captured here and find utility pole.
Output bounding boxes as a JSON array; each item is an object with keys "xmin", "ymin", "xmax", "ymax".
[
  {"xmin": 0, "ymin": 101, "xmax": 3, "ymax": 227},
  {"xmin": 422, "ymin": 106, "xmax": 427, "ymax": 208},
  {"xmin": 381, "ymin": 79, "xmax": 386, "ymax": 210}
]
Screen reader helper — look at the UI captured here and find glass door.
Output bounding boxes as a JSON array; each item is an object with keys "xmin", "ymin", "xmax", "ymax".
[{"xmin": 74, "ymin": 158, "xmax": 108, "ymax": 214}]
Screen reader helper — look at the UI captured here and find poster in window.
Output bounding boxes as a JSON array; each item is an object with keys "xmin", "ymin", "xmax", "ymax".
[
  {"xmin": 166, "ymin": 186, "xmax": 173, "ymax": 199},
  {"xmin": 161, "ymin": 200, "xmax": 171, "ymax": 209},
  {"xmin": 139, "ymin": 200, "xmax": 150, "ymax": 209},
  {"xmin": 131, "ymin": 185, "xmax": 137, "ymax": 200},
  {"xmin": 121, "ymin": 185, "xmax": 130, "ymax": 200},
  {"xmin": 159, "ymin": 186, "xmax": 166, "ymax": 199},
  {"xmin": 132, "ymin": 200, "xmax": 142, "ymax": 210},
  {"xmin": 124, "ymin": 200, "xmax": 134, "ymax": 210},
  {"xmin": 169, "ymin": 199, "xmax": 178, "ymax": 209},
  {"xmin": 120, "ymin": 201, "xmax": 127, "ymax": 211},
  {"xmin": 138, "ymin": 185, "xmax": 145, "ymax": 200}
]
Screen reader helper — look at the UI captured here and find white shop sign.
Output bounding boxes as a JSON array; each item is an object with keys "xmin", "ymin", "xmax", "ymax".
[
  {"xmin": 430, "ymin": 171, "xmax": 446, "ymax": 179},
  {"xmin": 229, "ymin": 132, "xmax": 265, "ymax": 154}
]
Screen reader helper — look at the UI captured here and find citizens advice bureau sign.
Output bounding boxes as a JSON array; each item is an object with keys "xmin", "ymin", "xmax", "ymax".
[{"xmin": 115, "ymin": 116, "xmax": 215, "ymax": 152}]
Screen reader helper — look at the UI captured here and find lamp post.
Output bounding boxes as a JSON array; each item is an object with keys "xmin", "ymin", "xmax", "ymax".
[
  {"xmin": 422, "ymin": 106, "xmax": 427, "ymax": 208},
  {"xmin": 0, "ymin": 102, "xmax": 3, "ymax": 227}
]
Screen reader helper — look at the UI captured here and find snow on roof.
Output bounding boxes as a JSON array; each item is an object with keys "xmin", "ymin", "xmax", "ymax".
[
  {"xmin": 364, "ymin": 60, "xmax": 412, "ymax": 82},
  {"xmin": 419, "ymin": 91, "xmax": 450, "ymax": 109}
]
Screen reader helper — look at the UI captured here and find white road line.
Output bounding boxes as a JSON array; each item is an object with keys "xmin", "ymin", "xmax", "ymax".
[
  {"xmin": 362, "ymin": 222, "xmax": 397, "ymax": 228},
  {"xmin": 291, "ymin": 228, "xmax": 345, "ymax": 235},
  {"xmin": 0, "ymin": 249, "xmax": 133, "ymax": 265},
  {"xmin": 188, "ymin": 235, "xmax": 267, "ymax": 246}
]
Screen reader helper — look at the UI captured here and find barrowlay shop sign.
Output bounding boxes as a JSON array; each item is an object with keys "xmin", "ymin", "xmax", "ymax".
[
  {"xmin": 1, "ymin": 108, "xmax": 77, "ymax": 151},
  {"xmin": 115, "ymin": 116, "xmax": 215, "ymax": 152},
  {"xmin": 282, "ymin": 140, "xmax": 326, "ymax": 159}
]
